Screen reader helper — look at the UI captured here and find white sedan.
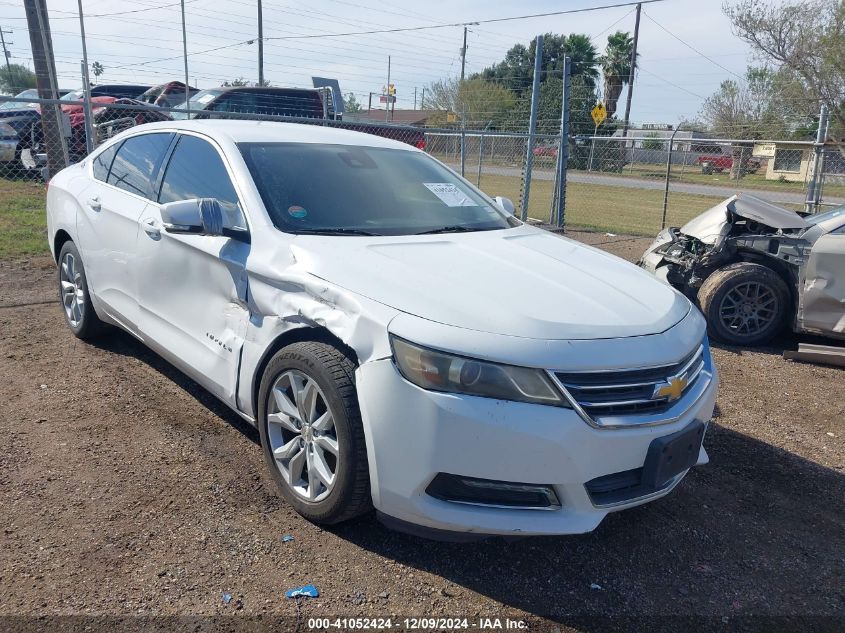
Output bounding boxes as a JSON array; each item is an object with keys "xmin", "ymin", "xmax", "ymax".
[{"xmin": 46, "ymin": 120, "xmax": 717, "ymax": 538}]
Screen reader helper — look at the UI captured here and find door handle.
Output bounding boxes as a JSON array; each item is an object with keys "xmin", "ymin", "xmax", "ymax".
[
  {"xmin": 142, "ymin": 217, "xmax": 161, "ymax": 238},
  {"xmin": 87, "ymin": 196, "xmax": 101, "ymax": 211}
]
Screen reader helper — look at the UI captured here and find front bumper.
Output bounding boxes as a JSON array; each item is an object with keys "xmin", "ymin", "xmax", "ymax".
[
  {"xmin": 0, "ymin": 138, "xmax": 18, "ymax": 163},
  {"xmin": 356, "ymin": 356, "xmax": 717, "ymax": 537}
]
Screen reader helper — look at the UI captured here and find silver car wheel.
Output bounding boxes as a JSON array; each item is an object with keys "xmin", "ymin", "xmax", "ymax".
[
  {"xmin": 267, "ymin": 369, "xmax": 339, "ymax": 502},
  {"xmin": 60, "ymin": 252, "xmax": 85, "ymax": 327}
]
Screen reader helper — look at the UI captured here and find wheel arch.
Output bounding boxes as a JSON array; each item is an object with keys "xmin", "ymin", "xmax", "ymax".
[
  {"xmin": 53, "ymin": 229, "xmax": 73, "ymax": 262},
  {"xmin": 249, "ymin": 325, "xmax": 360, "ymax": 423}
]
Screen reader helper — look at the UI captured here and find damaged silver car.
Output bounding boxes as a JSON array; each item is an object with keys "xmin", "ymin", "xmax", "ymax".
[{"xmin": 640, "ymin": 194, "xmax": 845, "ymax": 345}]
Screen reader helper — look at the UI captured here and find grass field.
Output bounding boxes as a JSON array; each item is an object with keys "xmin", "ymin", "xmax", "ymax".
[
  {"xmin": 0, "ymin": 178, "xmax": 49, "ymax": 259},
  {"xmin": 477, "ymin": 173, "xmax": 724, "ymax": 235}
]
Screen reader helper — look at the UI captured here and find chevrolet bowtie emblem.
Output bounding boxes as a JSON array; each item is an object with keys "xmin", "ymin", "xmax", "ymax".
[{"xmin": 654, "ymin": 374, "xmax": 689, "ymax": 402}]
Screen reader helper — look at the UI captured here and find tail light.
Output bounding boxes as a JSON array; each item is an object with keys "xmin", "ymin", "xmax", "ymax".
[{"xmin": 415, "ymin": 138, "xmax": 426, "ymax": 150}]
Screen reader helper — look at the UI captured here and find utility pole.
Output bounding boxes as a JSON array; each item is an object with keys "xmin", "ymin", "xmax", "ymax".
[
  {"xmin": 257, "ymin": 0, "xmax": 264, "ymax": 86},
  {"xmin": 23, "ymin": 0, "xmax": 67, "ymax": 177},
  {"xmin": 460, "ymin": 26, "xmax": 468, "ymax": 80},
  {"xmin": 420, "ymin": 87, "xmax": 425, "ymax": 109},
  {"xmin": 180, "ymin": 0, "xmax": 190, "ymax": 111},
  {"xmin": 385, "ymin": 55, "xmax": 390, "ymax": 122},
  {"xmin": 805, "ymin": 105, "xmax": 830, "ymax": 214},
  {"xmin": 0, "ymin": 27, "xmax": 12, "ymax": 76},
  {"xmin": 77, "ymin": 0, "xmax": 94, "ymax": 154},
  {"xmin": 520, "ymin": 34, "xmax": 544, "ymax": 221},
  {"xmin": 413, "ymin": 86, "xmax": 417, "ymax": 110},
  {"xmin": 621, "ymin": 2, "xmax": 641, "ymax": 137}
]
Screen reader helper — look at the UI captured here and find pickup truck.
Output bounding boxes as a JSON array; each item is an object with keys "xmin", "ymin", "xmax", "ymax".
[
  {"xmin": 171, "ymin": 86, "xmax": 426, "ymax": 150},
  {"xmin": 697, "ymin": 153, "xmax": 761, "ymax": 174}
]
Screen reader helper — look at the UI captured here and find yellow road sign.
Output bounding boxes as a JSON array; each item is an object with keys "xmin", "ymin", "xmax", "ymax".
[
  {"xmin": 446, "ymin": 111, "xmax": 458, "ymax": 123},
  {"xmin": 591, "ymin": 102, "xmax": 607, "ymax": 126}
]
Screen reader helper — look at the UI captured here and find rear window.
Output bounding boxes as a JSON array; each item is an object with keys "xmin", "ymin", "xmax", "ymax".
[
  {"xmin": 92, "ymin": 142, "xmax": 120, "ymax": 182},
  {"xmin": 213, "ymin": 90, "xmax": 325, "ymax": 119},
  {"xmin": 107, "ymin": 133, "xmax": 173, "ymax": 198}
]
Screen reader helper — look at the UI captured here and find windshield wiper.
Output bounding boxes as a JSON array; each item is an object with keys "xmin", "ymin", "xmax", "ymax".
[
  {"xmin": 415, "ymin": 225, "xmax": 479, "ymax": 235},
  {"xmin": 294, "ymin": 228, "xmax": 383, "ymax": 236}
]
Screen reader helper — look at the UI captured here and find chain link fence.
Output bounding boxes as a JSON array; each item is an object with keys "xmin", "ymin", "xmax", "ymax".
[{"xmin": 1, "ymin": 93, "xmax": 841, "ymax": 238}]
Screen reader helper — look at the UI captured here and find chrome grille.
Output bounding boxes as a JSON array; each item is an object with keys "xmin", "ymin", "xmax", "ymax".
[{"xmin": 553, "ymin": 345, "xmax": 706, "ymax": 419}]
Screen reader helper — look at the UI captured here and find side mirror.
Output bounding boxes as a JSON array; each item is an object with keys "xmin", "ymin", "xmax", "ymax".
[
  {"xmin": 160, "ymin": 198, "xmax": 224, "ymax": 236},
  {"xmin": 494, "ymin": 196, "xmax": 515, "ymax": 215}
]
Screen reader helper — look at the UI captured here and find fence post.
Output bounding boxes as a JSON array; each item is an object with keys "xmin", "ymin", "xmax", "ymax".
[
  {"xmin": 553, "ymin": 55, "xmax": 571, "ymax": 228},
  {"xmin": 660, "ymin": 127, "xmax": 680, "ymax": 229},
  {"xmin": 520, "ymin": 34, "xmax": 544, "ymax": 221},
  {"xmin": 805, "ymin": 105, "xmax": 829, "ymax": 214},
  {"xmin": 476, "ymin": 133, "xmax": 484, "ymax": 186}
]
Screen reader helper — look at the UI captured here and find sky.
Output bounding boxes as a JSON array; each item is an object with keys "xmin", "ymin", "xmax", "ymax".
[{"xmin": 0, "ymin": 0, "xmax": 755, "ymax": 126}]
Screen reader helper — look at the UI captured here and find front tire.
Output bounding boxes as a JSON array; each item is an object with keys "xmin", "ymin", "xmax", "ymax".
[
  {"xmin": 698, "ymin": 262, "xmax": 790, "ymax": 345},
  {"xmin": 257, "ymin": 341, "xmax": 371, "ymax": 525},
  {"xmin": 57, "ymin": 241, "xmax": 105, "ymax": 340}
]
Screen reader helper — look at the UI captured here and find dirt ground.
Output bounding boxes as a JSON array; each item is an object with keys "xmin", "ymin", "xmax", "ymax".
[{"xmin": 0, "ymin": 230, "xmax": 842, "ymax": 632}]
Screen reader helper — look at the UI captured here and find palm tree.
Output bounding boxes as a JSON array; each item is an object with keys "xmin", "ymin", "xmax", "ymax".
[
  {"xmin": 562, "ymin": 34, "xmax": 600, "ymax": 88},
  {"xmin": 601, "ymin": 31, "xmax": 636, "ymax": 118},
  {"xmin": 91, "ymin": 61, "xmax": 104, "ymax": 81}
]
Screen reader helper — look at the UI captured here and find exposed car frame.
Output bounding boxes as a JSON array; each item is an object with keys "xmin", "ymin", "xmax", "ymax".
[{"xmin": 639, "ymin": 194, "xmax": 845, "ymax": 345}]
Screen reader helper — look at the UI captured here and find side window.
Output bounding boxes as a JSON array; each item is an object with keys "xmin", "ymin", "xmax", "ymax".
[
  {"xmin": 92, "ymin": 142, "xmax": 119, "ymax": 182},
  {"xmin": 107, "ymin": 133, "xmax": 173, "ymax": 199},
  {"xmin": 158, "ymin": 135, "xmax": 246, "ymax": 230}
]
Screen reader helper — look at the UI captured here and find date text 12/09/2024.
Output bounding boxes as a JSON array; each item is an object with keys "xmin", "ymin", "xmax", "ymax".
[{"xmin": 307, "ymin": 617, "xmax": 529, "ymax": 630}]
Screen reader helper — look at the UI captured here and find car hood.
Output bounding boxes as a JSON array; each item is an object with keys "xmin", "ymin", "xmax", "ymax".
[
  {"xmin": 290, "ymin": 225, "xmax": 690, "ymax": 340},
  {"xmin": 681, "ymin": 194, "xmax": 807, "ymax": 244}
]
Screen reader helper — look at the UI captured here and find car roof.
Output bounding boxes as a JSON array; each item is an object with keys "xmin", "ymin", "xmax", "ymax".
[
  {"xmin": 216, "ymin": 86, "xmax": 319, "ymax": 93},
  {"xmin": 130, "ymin": 119, "xmax": 419, "ymax": 152}
]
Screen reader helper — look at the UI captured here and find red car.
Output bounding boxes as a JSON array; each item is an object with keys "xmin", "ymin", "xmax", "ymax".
[
  {"xmin": 698, "ymin": 154, "xmax": 761, "ymax": 174},
  {"xmin": 532, "ymin": 143, "xmax": 559, "ymax": 158}
]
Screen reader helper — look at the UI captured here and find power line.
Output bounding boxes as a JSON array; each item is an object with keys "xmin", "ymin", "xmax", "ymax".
[
  {"xmin": 261, "ymin": 0, "xmax": 667, "ymax": 41},
  {"xmin": 642, "ymin": 9, "xmax": 744, "ymax": 80}
]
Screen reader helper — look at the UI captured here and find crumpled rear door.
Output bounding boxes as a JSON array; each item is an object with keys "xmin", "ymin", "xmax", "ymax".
[{"xmin": 799, "ymin": 230, "xmax": 845, "ymax": 337}]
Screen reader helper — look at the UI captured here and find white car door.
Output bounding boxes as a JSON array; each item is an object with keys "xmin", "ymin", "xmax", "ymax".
[
  {"xmin": 76, "ymin": 132, "xmax": 174, "ymax": 331},
  {"xmin": 799, "ymin": 222, "xmax": 845, "ymax": 337},
  {"xmin": 133, "ymin": 133, "xmax": 250, "ymax": 408}
]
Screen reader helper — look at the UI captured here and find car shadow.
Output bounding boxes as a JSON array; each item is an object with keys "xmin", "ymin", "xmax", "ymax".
[
  {"xmin": 89, "ymin": 327, "xmax": 261, "ymax": 446},
  {"xmin": 327, "ymin": 424, "xmax": 844, "ymax": 623},
  {"xmin": 711, "ymin": 330, "xmax": 845, "ymax": 363}
]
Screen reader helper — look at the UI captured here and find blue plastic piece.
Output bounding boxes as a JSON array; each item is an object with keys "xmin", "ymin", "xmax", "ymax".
[{"xmin": 285, "ymin": 584, "xmax": 319, "ymax": 598}]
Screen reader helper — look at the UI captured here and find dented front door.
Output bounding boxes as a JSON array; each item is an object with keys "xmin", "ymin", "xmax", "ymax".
[
  {"xmin": 799, "ymin": 228, "xmax": 845, "ymax": 337},
  {"xmin": 133, "ymin": 224, "xmax": 250, "ymax": 406}
]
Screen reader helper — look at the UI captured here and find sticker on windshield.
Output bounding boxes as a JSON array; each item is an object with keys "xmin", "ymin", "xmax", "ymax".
[
  {"xmin": 423, "ymin": 183, "xmax": 477, "ymax": 207},
  {"xmin": 288, "ymin": 205, "xmax": 307, "ymax": 219}
]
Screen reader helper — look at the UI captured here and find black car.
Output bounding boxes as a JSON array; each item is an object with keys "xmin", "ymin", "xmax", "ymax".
[{"xmin": 0, "ymin": 88, "xmax": 72, "ymax": 175}]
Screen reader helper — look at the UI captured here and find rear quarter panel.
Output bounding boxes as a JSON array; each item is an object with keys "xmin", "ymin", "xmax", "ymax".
[{"xmin": 46, "ymin": 162, "xmax": 93, "ymax": 259}]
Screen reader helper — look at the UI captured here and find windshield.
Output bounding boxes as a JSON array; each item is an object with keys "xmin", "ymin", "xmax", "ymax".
[
  {"xmin": 806, "ymin": 206, "xmax": 845, "ymax": 226},
  {"xmin": 239, "ymin": 143, "xmax": 515, "ymax": 236},
  {"xmin": 0, "ymin": 89, "xmax": 40, "ymax": 110},
  {"xmin": 170, "ymin": 89, "xmax": 222, "ymax": 119}
]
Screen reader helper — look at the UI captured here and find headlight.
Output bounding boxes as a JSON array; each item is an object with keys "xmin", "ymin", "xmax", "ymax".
[
  {"xmin": 390, "ymin": 336, "xmax": 568, "ymax": 407},
  {"xmin": 0, "ymin": 122, "xmax": 18, "ymax": 138}
]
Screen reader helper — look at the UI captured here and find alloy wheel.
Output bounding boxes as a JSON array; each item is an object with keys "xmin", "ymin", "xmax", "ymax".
[
  {"xmin": 718, "ymin": 281, "xmax": 777, "ymax": 337},
  {"xmin": 267, "ymin": 369, "xmax": 339, "ymax": 502},
  {"xmin": 60, "ymin": 252, "xmax": 85, "ymax": 327}
]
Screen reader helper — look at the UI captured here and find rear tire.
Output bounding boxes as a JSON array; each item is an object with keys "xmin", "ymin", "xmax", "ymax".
[
  {"xmin": 257, "ymin": 341, "xmax": 371, "ymax": 525},
  {"xmin": 698, "ymin": 262, "xmax": 790, "ymax": 345},
  {"xmin": 57, "ymin": 241, "xmax": 106, "ymax": 340}
]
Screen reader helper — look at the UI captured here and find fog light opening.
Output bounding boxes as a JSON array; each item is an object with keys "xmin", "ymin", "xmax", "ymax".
[{"xmin": 425, "ymin": 473, "xmax": 560, "ymax": 510}]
